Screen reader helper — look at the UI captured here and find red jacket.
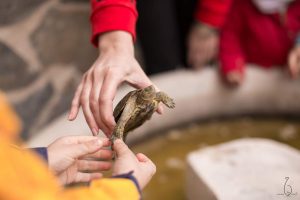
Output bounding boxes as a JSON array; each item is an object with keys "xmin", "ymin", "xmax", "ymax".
[
  {"xmin": 90, "ymin": 0, "xmax": 233, "ymax": 47},
  {"xmin": 220, "ymin": 0, "xmax": 300, "ymax": 76}
]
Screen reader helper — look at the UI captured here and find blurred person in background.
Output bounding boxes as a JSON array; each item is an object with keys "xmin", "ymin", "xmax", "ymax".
[
  {"xmin": 220, "ymin": 0, "xmax": 300, "ymax": 85},
  {"xmin": 137, "ymin": 0, "xmax": 232, "ymax": 74},
  {"xmin": 0, "ymin": 92, "xmax": 156, "ymax": 199},
  {"xmin": 69, "ymin": 0, "xmax": 233, "ymax": 137}
]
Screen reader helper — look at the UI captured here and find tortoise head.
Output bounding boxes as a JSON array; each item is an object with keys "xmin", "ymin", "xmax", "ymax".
[{"xmin": 138, "ymin": 85, "xmax": 156, "ymax": 101}]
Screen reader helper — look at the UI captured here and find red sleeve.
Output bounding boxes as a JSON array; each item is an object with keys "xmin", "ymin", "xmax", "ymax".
[
  {"xmin": 194, "ymin": 0, "xmax": 233, "ymax": 29},
  {"xmin": 90, "ymin": 0, "xmax": 138, "ymax": 47},
  {"xmin": 219, "ymin": 0, "xmax": 245, "ymax": 77}
]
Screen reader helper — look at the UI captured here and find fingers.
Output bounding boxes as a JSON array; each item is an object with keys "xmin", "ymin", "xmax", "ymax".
[
  {"xmin": 136, "ymin": 153, "xmax": 150, "ymax": 163},
  {"xmin": 90, "ymin": 69, "xmax": 109, "ymax": 135},
  {"xmin": 288, "ymin": 51, "xmax": 300, "ymax": 79},
  {"xmin": 156, "ymin": 104, "xmax": 164, "ymax": 115},
  {"xmin": 83, "ymin": 149, "xmax": 113, "ymax": 160},
  {"xmin": 126, "ymin": 63, "xmax": 153, "ymax": 89},
  {"xmin": 136, "ymin": 153, "xmax": 156, "ymax": 175},
  {"xmin": 78, "ymin": 160, "xmax": 112, "ymax": 171},
  {"xmin": 81, "ymin": 74, "xmax": 100, "ymax": 135},
  {"xmin": 74, "ymin": 172, "xmax": 103, "ymax": 183},
  {"xmin": 69, "ymin": 139, "xmax": 103, "ymax": 158},
  {"xmin": 113, "ymin": 139, "xmax": 131, "ymax": 157},
  {"xmin": 99, "ymin": 69, "xmax": 122, "ymax": 136},
  {"xmin": 225, "ymin": 71, "xmax": 243, "ymax": 86},
  {"xmin": 60, "ymin": 136, "xmax": 110, "ymax": 145},
  {"xmin": 68, "ymin": 81, "xmax": 84, "ymax": 120}
]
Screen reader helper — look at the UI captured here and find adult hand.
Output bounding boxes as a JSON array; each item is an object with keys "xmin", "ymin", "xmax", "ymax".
[
  {"xmin": 112, "ymin": 139, "xmax": 156, "ymax": 189},
  {"xmin": 187, "ymin": 22, "xmax": 219, "ymax": 70},
  {"xmin": 47, "ymin": 136, "xmax": 113, "ymax": 185},
  {"xmin": 288, "ymin": 45, "xmax": 300, "ymax": 79},
  {"xmin": 68, "ymin": 31, "xmax": 162, "ymax": 137}
]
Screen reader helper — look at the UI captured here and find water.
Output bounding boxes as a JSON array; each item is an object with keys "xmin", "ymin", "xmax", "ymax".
[{"xmin": 132, "ymin": 118, "xmax": 300, "ymax": 200}]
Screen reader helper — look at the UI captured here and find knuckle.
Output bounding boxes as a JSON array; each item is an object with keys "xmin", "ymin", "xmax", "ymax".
[
  {"xmin": 98, "ymin": 96, "xmax": 107, "ymax": 105},
  {"xmin": 102, "ymin": 115, "xmax": 111, "ymax": 124},
  {"xmin": 90, "ymin": 99, "xmax": 98, "ymax": 110},
  {"xmin": 80, "ymin": 96, "xmax": 86, "ymax": 104},
  {"xmin": 106, "ymin": 66, "xmax": 117, "ymax": 74}
]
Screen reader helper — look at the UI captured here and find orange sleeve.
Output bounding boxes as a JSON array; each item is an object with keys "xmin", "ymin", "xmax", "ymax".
[
  {"xmin": 0, "ymin": 139, "xmax": 140, "ymax": 200},
  {"xmin": 60, "ymin": 179, "xmax": 140, "ymax": 200},
  {"xmin": 0, "ymin": 91, "xmax": 22, "ymax": 141}
]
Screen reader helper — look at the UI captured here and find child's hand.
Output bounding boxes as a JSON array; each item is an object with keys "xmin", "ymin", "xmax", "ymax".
[
  {"xmin": 187, "ymin": 23, "xmax": 219, "ymax": 70},
  {"xmin": 224, "ymin": 71, "xmax": 244, "ymax": 86},
  {"xmin": 288, "ymin": 45, "xmax": 300, "ymax": 79},
  {"xmin": 112, "ymin": 139, "xmax": 156, "ymax": 189},
  {"xmin": 47, "ymin": 136, "xmax": 113, "ymax": 185}
]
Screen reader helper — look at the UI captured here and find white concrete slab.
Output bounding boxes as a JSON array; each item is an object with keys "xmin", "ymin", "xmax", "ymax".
[{"xmin": 186, "ymin": 138, "xmax": 300, "ymax": 200}]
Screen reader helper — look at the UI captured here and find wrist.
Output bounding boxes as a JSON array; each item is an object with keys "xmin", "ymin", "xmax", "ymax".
[
  {"xmin": 31, "ymin": 147, "xmax": 48, "ymax": 162},
  {"xmin": 98, "ymin": 31, "xmax": 134, "ymax": 55},
  {"xmin": 112, "ymin": 171, "xmax": 142, "ymax": 195}
]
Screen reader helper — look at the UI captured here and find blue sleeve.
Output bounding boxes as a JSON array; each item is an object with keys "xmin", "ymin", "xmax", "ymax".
[
  {"xmin": 30, "ymin": 147, "xmax": 48, "ymax": 162},
  {"xmin": 112, "ymin": 171, "xmax": 142, "ymax": 198}
]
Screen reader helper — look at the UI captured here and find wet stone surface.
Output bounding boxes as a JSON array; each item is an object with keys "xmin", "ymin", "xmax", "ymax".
[
  {"xmin": 30, "ymin": 7, "xmax": 97, "ymax": 72},
  {"xmin": 0, "ymin": 0, "xmax": 44, "ymax": 26},
  {"xmin": 13, "ymin": 83, "xmax": 54, "ymax": 140},
  {"xmin": 0, "ymin": 42, "xmax": 37, "ymax": 91}
]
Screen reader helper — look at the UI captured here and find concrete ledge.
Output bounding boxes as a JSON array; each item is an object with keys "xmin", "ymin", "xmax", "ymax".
[
  {"xmin": 186, "ymin": 138, "xmax": 300, "ymax": 200},
  {"xmin": 27, "ymin": 66, "xmax": 300, "ymax": 146}
]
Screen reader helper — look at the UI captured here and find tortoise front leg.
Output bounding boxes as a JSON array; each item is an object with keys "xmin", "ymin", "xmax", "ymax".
[{"xmin": 156, "ymin": 92, "xmax": 175, "ymax": 108}]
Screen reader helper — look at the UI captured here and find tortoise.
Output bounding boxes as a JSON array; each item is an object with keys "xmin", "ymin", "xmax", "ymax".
[{"xmin": 112, "ymin": 85, "xmax": 175, "ymax": 141}]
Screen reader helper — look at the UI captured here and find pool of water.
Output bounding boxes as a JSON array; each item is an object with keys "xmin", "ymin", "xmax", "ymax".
[{"xmin": 131, "ymin": 117, "xmax": 300, "ymax": 200}]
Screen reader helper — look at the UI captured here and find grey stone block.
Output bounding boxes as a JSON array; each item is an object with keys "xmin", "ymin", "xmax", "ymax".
[
  {"xmin": 186, "ymin": 139, "xmax": 300, "ymax": 200},
  {"xmin": 0, "ymin": 42, "xmax": 37, "ymax": 91},
  {"xmin": 30, "ymin": 7, "xmax": 98, "ymax": 73},
  {"xmin": 0, "ymin": 0, "xmax": 43, "ymax": 26}
]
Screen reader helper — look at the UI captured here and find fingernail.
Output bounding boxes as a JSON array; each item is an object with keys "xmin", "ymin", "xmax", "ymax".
[
  {"xmin": 68, "ymin": 113, "xmax": 73, "ymax": 120},
  {"xmin": 114, "ymin": 139, "xmax": 122, "ymax": 145},
  {"xmin": 92, "ymin": 128, "xmax": 99, "ymax": 135},
  {"xmin": 92, "ymin": 139, "xmax": 102, "ymax": 147}
]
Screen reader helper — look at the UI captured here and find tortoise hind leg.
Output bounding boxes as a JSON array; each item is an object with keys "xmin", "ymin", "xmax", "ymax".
[
  {"xmin": 156, "ymin": 92, "xmax": 175, "ymax": 108},
  {"xmin": 111, "ymin": 96, "xmax": 136, "ymax": 141}
]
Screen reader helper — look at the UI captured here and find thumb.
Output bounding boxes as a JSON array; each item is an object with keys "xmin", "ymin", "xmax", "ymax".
[
  {"xmin": 68, "ymin": 139, "xmax": 103, "ymax": 159},
  {"xmin": 136, "ymin": 153, "xmax": 156, "ymax": 175},
  {"xmin": 113, "ymin": 139, "xmax": 131, "ymax": 157},
  {"xmin": 136, "ymin": 153, "xmax": 151, "ymax": 163}
]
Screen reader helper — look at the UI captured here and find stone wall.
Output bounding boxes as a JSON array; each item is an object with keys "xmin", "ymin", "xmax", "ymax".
[{"xmin": 0, "ymin": 0, "xmax": 97, "ymax": 139}]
